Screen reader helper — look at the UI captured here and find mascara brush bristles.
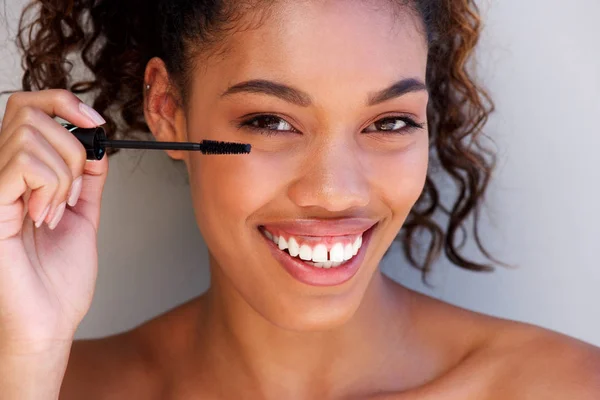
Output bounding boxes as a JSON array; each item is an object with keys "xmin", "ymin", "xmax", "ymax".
[{"xmin": 200, "ymin": 140, "xmax": 251, "ymax": 155}]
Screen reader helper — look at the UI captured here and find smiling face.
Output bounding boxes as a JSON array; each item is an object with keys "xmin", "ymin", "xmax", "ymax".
[{"xmin": 152, "ymin": 0, "xmax": 430, "ymax": 331}]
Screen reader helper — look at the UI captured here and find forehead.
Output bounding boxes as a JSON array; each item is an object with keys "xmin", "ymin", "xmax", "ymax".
[{"xmin": 196, "ymin": 0, "xmax": 428, "ymax": 99}]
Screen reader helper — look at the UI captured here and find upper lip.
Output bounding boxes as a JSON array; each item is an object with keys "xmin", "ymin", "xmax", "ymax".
[{"xmin": 260, "ymin": 218, "xmax": 378, "ymax": 237}]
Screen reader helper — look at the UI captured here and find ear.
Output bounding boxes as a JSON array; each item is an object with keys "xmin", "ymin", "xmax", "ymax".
[{"xmin": 143, "ymin": 57, "xmax": 189, "ymax": 162}]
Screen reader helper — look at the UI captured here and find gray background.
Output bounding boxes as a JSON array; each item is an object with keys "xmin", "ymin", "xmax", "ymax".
[{"xmin": 1, "ymin": 0, "xmax": 599, "ymax": 346}]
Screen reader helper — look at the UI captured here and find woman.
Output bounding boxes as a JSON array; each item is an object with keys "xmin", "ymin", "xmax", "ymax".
[{"xmin": 0, "ymin": 0, "xmax": 598, "ymax": 398}]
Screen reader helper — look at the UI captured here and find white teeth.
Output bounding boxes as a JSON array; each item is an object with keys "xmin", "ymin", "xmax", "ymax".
[
  {"xmin": 278, "ymin": 236, "xmax": 288, "ymax": 250},
  {"xmin": 352, "ymin": 236, "xmax": 361, "ymax": 255},
  {"xmin": 288, "ymin": 237, "xmax": 300, "ymax": 257},
  {"xmin": 299, "ymin": 244, "xmax": 312, "ymax": 261},
  {"xmin": 263, "ymin": 228, "xmax": 365, "ymax": 268},
  {"xmin": 309, "ymin": 260, "xmax": 334, "ymax": 268},
  {"xmin": 329, "ymin": 243, "xmax": 344, "ymax": 262},
  {"xmin": 312, "ymin": 244, "xmax": 328, "ymax": 262},
  {"xmin": 343, "ymin": 244, "xmax": 354, "ymax": 261},
  {"xmin": 308, "ymin": 260, "xmax": 340, "ymax": 268}
]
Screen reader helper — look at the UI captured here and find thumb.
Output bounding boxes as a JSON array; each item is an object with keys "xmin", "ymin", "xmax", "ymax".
[{"xmin": 70, "ymin": 155, "xmax": 109, "ymax": 231}]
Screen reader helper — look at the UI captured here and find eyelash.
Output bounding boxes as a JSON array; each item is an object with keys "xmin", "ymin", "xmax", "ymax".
[{"xmin": 237, "ymin": 114, "xmax": 425, "ymax": 136}]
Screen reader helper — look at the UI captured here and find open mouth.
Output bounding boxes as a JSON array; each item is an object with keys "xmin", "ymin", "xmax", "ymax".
[
  {"xmin": 259, "ymin": 226, "xmax": 365, "ymax": 269},
  {"xmin": 257, "ymin": 222, "xmax": 378, "ymax": 286}
]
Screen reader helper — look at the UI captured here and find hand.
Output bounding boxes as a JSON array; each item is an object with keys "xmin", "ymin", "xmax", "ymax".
[{"xmin": 0, "ymin": 89, "xmax": 108, "ymax": 354}]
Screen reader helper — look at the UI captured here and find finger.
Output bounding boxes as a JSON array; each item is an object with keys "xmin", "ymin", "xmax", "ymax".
[
  {"xmin": 0, "ymin": 126, "xmax": 109, "ymax": 232},
  {"xmin": 1, "ymin": 89, "xmax": 105, "ymax": 133},
  {"xmin": 0, "ymin": 109, "xmax": 87, "ymax": 182},
  {"xmin": 68, "ymin": 155, "xmax": 109, "ymax": 232},
  {"xmin": 0, "ymin": 151, "xmax": 58, "ymax": 240},
  {"xmin": 0, "ymin": 124, "xmax": 75, "ymax": 224}
]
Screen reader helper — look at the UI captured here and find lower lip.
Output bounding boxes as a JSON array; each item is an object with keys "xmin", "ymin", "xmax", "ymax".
[{"xmin": 260, "ymin": 224, "xmax": 376, "ymax": 287}]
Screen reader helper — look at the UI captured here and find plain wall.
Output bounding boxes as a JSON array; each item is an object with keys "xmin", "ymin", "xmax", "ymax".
[{"xmin": 1, "ymin": 0, "xmax": 599, "ymax": 346}]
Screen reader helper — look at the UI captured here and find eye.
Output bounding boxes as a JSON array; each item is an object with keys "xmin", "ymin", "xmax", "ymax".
[
  {"xmin": 363, "ymin": 116, "xmax": 424, "ymax": 134},
  {"xmin": 238, "ymin": 114, "xmax": 298, "ymax": 135},
  {"xmin": 238, "ymin": 114, "xmax": 425, "ymax": 136}
]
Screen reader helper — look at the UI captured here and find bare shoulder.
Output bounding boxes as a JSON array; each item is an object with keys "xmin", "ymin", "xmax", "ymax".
[
  {"xmin": 405, "ymin": 290, "xmax": 600, "ymax": 400},
  {"xmin": 59, "ymin": 297, "xmax": 202, "ymax": 400},
  {"xmin": 484, "ymin": 322, "xmax": 600, "ymax": 399}
]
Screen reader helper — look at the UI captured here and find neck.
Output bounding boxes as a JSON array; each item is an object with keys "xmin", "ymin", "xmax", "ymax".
[{"xmin": 194, "ymin": 257, "xmax": 420, "ymax": 399}]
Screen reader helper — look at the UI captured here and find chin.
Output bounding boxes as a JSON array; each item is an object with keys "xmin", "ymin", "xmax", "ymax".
[
  {"xmin": 252, "ymin": 266, "xmax": 377, "ymax": 333},
  {"xmin": 261, "ymin": 295, "xmax": 364, "ymax": 332}
]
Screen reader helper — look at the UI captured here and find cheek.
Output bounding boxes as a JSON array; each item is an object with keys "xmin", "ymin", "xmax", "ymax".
[
  {"xmin": 189, "ymin": 151, "xmax": 294, "ymax": 229},
  {"xmin": 368, "ymin": 137, "xmax": 429, "ymax": 217}
]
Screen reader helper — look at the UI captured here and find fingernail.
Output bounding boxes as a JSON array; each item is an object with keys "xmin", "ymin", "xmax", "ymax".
[
  {"xmin": 67, "ymin": 176, "xmax": 83, "ymax": 207},
  {"xmin": 78, "ymin": 103, "xmax": 106, "ymax": 126},
  {"xmin": 48, "ymin": 202, "xmax": 66, "ymax": 230},
  {"xmin": 35, "ymin": 204, "xmax": 51, "ymax": 228}
]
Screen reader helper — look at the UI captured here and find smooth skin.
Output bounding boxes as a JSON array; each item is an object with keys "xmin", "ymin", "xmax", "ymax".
[{"xmin": 1, "ymin": 1, "xmax": 599, "ymax": 399}]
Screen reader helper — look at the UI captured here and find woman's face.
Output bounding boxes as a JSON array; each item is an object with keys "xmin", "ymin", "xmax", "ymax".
[{"xmin": 182, "ymin": 0, "xmax": 429, "ymax": 330}]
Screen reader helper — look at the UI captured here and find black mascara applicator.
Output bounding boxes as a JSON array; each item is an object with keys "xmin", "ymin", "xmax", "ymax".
[{"xmin": 62, "ymin": 123, "xmax": 251, "ymax": 160}]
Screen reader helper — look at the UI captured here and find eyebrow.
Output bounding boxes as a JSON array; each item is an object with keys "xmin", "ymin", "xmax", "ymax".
[
  {"xmin": 220, "ymin": 78, "xmax": 427, "ymax": 107},
  {"xmin": 367, "ymin": 78, "xmax": 428, "ymax": 106}
]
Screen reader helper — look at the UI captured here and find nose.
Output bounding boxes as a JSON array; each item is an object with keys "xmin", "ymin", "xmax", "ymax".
[{"xmin": 287, "ymin": 141, "xmax": 370, "ymax": 212}]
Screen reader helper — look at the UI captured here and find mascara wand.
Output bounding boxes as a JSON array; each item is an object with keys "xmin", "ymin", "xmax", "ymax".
[{"xmin": 61, "ymin": 123, "xmax": 252, "ymax": 160}]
